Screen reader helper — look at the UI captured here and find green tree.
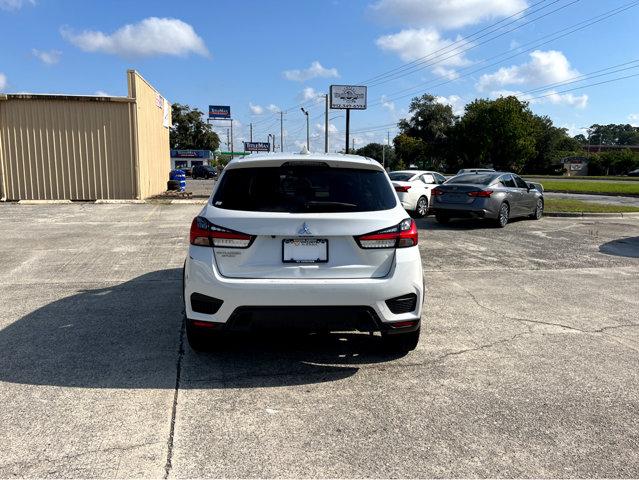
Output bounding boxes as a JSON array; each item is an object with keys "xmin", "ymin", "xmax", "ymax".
[
  {"xmin": 526, "ymin": 117, "xmax": 582, "ymax": 174},
  {"xmin": 587, "ymin": 124, "xmax": 639, "ymax": 145},
  {"xmin": 589, "ymin": 149, "xmax": 639, "ymax": 175},
  {"xmin": 393, "ymin": 134, "xmax": 428, "ymax": 169},
  {"xmin": 355, "ymin": 142, "xmax": 396, "ymax": 168},
  {"xmin": 170, "ymin": 103, "xmax": 220, "ymax": 151},
  {"xmin": 450, "ymin": 96, "xmax": 537, "ymax": 172}
]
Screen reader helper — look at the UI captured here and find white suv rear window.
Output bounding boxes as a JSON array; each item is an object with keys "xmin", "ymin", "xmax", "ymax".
[{"xmin": 213, "ymin": 166, "xmax": 397, "ymax": 213}]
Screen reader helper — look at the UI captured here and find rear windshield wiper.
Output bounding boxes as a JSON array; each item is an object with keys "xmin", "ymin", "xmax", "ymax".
[{"xmin": 304, "ymin": 201, "xmax": 358, "ymax": 210}]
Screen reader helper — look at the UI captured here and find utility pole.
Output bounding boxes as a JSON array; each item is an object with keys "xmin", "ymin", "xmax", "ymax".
[
  {"xmin": 280, "ymin": 111, "xmax": 284, "ymax": 152},
  {"xmin": 352, "ymin": 137, "xmax": 355, "ymax": 152},
  {"xmin": 301, "ymin": 108, "xmax": 310, "ymax": 151},
  {"xmin": 324, "ymin": 94, "xmax": 329, "ymax": 153},
  {"xmin": 226, "ymin": 129, "xmax": 230, "ymax": 152},
  {"xmin": 382, "ymin": 137, "xmax": 385, "ymax": 168},
  {"xmin": 230, "ymin": 119, "xmax": 234, "ymax": 159},
  {"xmin": 249, "ymin": 123, "xmax": 253, "ymax": 142}
]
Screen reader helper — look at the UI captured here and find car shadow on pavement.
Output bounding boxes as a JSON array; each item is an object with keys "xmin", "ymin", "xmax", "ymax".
[
  {"xmin": 0, "ymin": 268, "xmax": 404, "ymax": 390},
  {"xmin": 417, "ymin": 216, "xmax": 530, "ymax": 230},
  {"xmin": 599, "ymin": 236, "xmax": 639, "ymax": 258}
]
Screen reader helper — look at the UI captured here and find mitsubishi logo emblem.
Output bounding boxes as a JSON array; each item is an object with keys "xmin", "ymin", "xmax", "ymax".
[{"xmin": 298, "ymin": 222, "xmax": 312, "ymax": 235}]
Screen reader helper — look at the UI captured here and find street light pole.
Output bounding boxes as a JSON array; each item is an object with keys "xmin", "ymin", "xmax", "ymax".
[
  {"xmin": 324, "ymin": 94, "xmax": 329, "ymax": 153},
  {"xmin": 301, "ymin": 108, "xmax": 310, "ymax": 151}
]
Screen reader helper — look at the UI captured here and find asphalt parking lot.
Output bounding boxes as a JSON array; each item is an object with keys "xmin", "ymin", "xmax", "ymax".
[{"xmin": 1, "ymin": 203, "xmax": 638, "ymax": 478}]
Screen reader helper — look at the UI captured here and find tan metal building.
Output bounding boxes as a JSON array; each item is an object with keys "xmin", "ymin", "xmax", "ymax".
[{"xmin": 0, "ymin": 70, "xmax": 171, "ymax": 201}]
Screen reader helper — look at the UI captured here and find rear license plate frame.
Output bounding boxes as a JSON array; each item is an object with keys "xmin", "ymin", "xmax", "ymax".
[{"xmin": 282, "ymin": 238, "xmax": 329, "ymax": 263}]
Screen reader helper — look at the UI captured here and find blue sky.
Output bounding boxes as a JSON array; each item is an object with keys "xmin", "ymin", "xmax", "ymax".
[{"xmin": 1, "ymin": 0, "xmax": 638, "ymax": 152}]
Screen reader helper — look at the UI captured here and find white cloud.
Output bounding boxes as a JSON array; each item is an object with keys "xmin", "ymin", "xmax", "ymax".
[
  {"xmin": 370, "ymin": 0, "xmax": 527, "ymax": 30},
  {"xmin": 563, "ymin": 124, "xmax": 588, "ymax": 137},
  {"xmin": 61, "ymin": 17, "xmax": 209, "ymax": 58},
  {"xmin": 95, "ymin": 90, "xmax": 110, "ymax": 97},
  {"xmin": 376, "ymin": 28, "xmax": 471, "ymax": 78},
  {"xmin": 0, "ymin": 73, "xmax": 7, "ymax": 91},
  {"xmin": 249, "ymin": 102, "xmax": 264, "ymax": 115},
  {"xmin": 32, "ymin": 48, "xmax": 61, "ymax": 65},
  {"xmin": 315, "ymin": 122, "xmax": 338, "ymax": 134},
  {"xmin": 545, "ymin": 91, "xmax": 588, "ymax": 109},
  {"xmin": 628, "ymin": 113, "xmax": 639, "ymax": 127},
  {"xmin": 266, "ymin": 104, "xmax": 280, "ymax": 113},
  {"xmin": 381, "ymin": 95, "xmax": 395, "ymax": 112},
  {"xmin": 299, "ymin": 87, "xmax": 324, "ymax": 103},
  {"xmin": 0, "ymin": 0, "xmax": 35, "ymax": 10},
  {"xmin": 283, "ymin": 61, "xmax": 339, "ymax": 82},
  {"xmin": 434, "ymin": 95, "xmax": 465, "ymax": 116},
  {"xmin": 477, "ymin": 50, "xmax": 579, "ymax": 91},
  {"xmin": 488, "ymin": 89, "xmax": 588, "ymax": 109}
]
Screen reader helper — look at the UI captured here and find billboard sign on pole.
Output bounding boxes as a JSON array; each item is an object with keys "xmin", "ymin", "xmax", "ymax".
[
  {"xmin": 244, "ymin": 141, "xmax": 271, "ymax": 152},
  {"xmin": 209, "ymin": 105, "xmax": 231, "ymax": 119},
  {"xmin": 329, "ymin": 85, "xmax": 367, "ymax": 110}
]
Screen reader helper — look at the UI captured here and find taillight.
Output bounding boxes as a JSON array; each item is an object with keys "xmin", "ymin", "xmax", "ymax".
[
  {"xmin": 467, "ymin": 190, "xmax": 493, "ymax": 197},
  {"xmin": 431, "ymin": 188, "xmax": 444, "ymax": 196},
  {"xmin": 189, "ymin": 216, "xmax": 254, "ymax": 248},
  {"xmin": 394, "ymin": 185, "xmax": 411, "ymax": 193},
  {"xmin": 355, "ymin": 218, "xmax": 418, "ymax": 249}
]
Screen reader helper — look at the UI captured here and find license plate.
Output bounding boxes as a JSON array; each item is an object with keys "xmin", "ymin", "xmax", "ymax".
[
  {"xmin": 446, "ymin": 193, "xmax": 466, "ymax": 203},
  {"xmin": 282, "ymin": 238, "xmax": 328, "ymax": 263}
]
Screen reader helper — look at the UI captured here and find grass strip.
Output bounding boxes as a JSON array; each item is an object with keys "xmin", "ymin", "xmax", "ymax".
[
  {"xmin": 544, "ymin": 198, "xmax": 639, "ymax": 213},
  {"xmin": 538, "ymin": 180, "xmax": 639, "ymax": 196}
]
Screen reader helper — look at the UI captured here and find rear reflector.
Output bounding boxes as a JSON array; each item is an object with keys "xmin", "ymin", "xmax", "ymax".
[
  {"xmin": 355, "ymin": 218, "xmax": 418, "ymax": 249},
  {"xmin": 394, "ymin": 185, "xmax": 412, "ymax": 193},
  {"xmin": 468, "ymin": 190, "xmax": 493, "ymax": 197},
  {"xmin": 389, "ymin": 320, "xmax": 419, "ymax": 329},
  {"xmin": 190, "ymin": 320, "xmax": 221, "ymax": 329},
  {"xmin": 190, "ymin": 216, "xmax": 254, "ymax": 248}
]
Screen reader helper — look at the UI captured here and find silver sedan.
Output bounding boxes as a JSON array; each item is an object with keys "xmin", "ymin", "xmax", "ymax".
[{"xmin": 431, "ymin": 172, "xmax": 544, "ymax": 227}]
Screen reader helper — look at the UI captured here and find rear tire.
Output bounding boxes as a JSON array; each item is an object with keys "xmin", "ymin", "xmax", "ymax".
[
  {"xmin": 382, "ymin": 328, "xmax": 420, "ymax": 352},
  {"xmin": 435, "ymin": 213, "xmax": 450, "ymax": 224},
  {"xmin": 495, "ymin": 202, "xmax": 509, "ymax": 228},
  {"xmin": 413, "ymin": 196, "xmax": 428, "ymax": 218},
  {"xmin": 529, "ymin": 198, "xmax": 544, "ymax": 220}
]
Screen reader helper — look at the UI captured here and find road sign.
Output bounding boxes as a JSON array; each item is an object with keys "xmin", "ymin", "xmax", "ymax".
[
  {"xmin": 209, "ymin": 105, "xmax": 231, "ymax": 119},
  {"xmin": 244, "ymin": 141, "xmax": 270, "ymax": 152},
  {"xmin": 330, "ymin": 85, "xmax": 367, "ymax": 110}
]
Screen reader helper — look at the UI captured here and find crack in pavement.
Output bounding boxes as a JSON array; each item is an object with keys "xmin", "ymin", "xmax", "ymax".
[
  {"xmin": 163, "ymin": 316, "xmax": 185, "ymax": 479},
  {"xmin": 456, "ymin": 281, "xmax": 639, "ymax": 344}
]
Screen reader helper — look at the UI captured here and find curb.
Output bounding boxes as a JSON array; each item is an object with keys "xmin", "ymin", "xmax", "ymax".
[
  {"xmin": 545, "ymin": 190, "xmax": 639, "ymax": 198},
  {"xmin": 545, "ymin": 212, "xmax": 639, "ymax": 218},
  {"xmin": 170, "ymin": 199, "xmax": 207, "ymax": 205},
  {"xmin": 17, "ymin": 199, "xmax": 72, "ymax": 204},
  {"xmin": 94, "ymin": 199, "xmax": 146, "ymax": 204}
]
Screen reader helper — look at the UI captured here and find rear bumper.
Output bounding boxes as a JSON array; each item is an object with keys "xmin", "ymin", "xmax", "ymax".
[
  {"xmin": 432, "ymin": 199, "xmax": 499, "ymax": 219},
  {"xmin": 184, "ymin": 245, "xmax": 424, "ymax": 328},
  {"xmin": 190, "ymin": 306, "xmax": 420, "ymax": 334}
]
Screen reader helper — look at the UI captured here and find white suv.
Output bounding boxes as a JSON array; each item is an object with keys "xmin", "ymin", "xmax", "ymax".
[{"xmin": 183, "ymin": 153, "xmax": 424, "ymax": 352}]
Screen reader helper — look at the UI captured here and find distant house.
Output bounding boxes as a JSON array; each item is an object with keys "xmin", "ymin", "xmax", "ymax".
[{"xmin": 170, "ymin": 149, "xmax": 214, "ymax": 170}]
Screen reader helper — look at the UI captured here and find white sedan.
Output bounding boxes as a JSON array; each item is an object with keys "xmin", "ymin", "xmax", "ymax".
[{"xmin": 389, "ymin": 170, "xmax": 447, "ymax": 218}]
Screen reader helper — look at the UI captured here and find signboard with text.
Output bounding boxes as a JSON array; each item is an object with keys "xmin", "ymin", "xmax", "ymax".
[
  {"xmin": 244, "ymin": 141, "xmax": 270, "ymax": 152},
  {"xmin": 208, "ymin": 105, "xmax": 231, "ymax": 119},
  {"xmin": 330, "ymin": 85, "xmax": 367, "ymax": 110}
]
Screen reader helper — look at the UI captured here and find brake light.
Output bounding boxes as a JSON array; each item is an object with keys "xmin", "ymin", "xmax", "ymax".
[
  {"xmin": 394, "ymin": 185, "xmax": 411, "ymax": 193},
  {"xmin": 431, "ymin": 188, "xmax": 444, "ymax": 196},
  {"xmin": 189, "ymin": 216, "xmax": 254, "ymax": 248},
  {"xmin": 467, "ymin": 190, "xmax": 493, "ymax": 197},
  {"xmin": 355, "ymin": 218, "xmax": 418, "ymax": 249}
]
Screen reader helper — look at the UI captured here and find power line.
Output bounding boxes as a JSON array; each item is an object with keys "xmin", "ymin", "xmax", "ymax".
[
  {"xmin": 358, "ymin": 0, "xmax": 556, "ymax": 85},
  {"xmin": 366, "ymin": 0, "xmax": 578, "ymax": 88},
  {"xmin": 527, "ymin": 71, "xmax": 639, "ymax": 101},
  {"xmin": 366, "ymin": 1, "xmax": 639, "ymax": 107}
]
